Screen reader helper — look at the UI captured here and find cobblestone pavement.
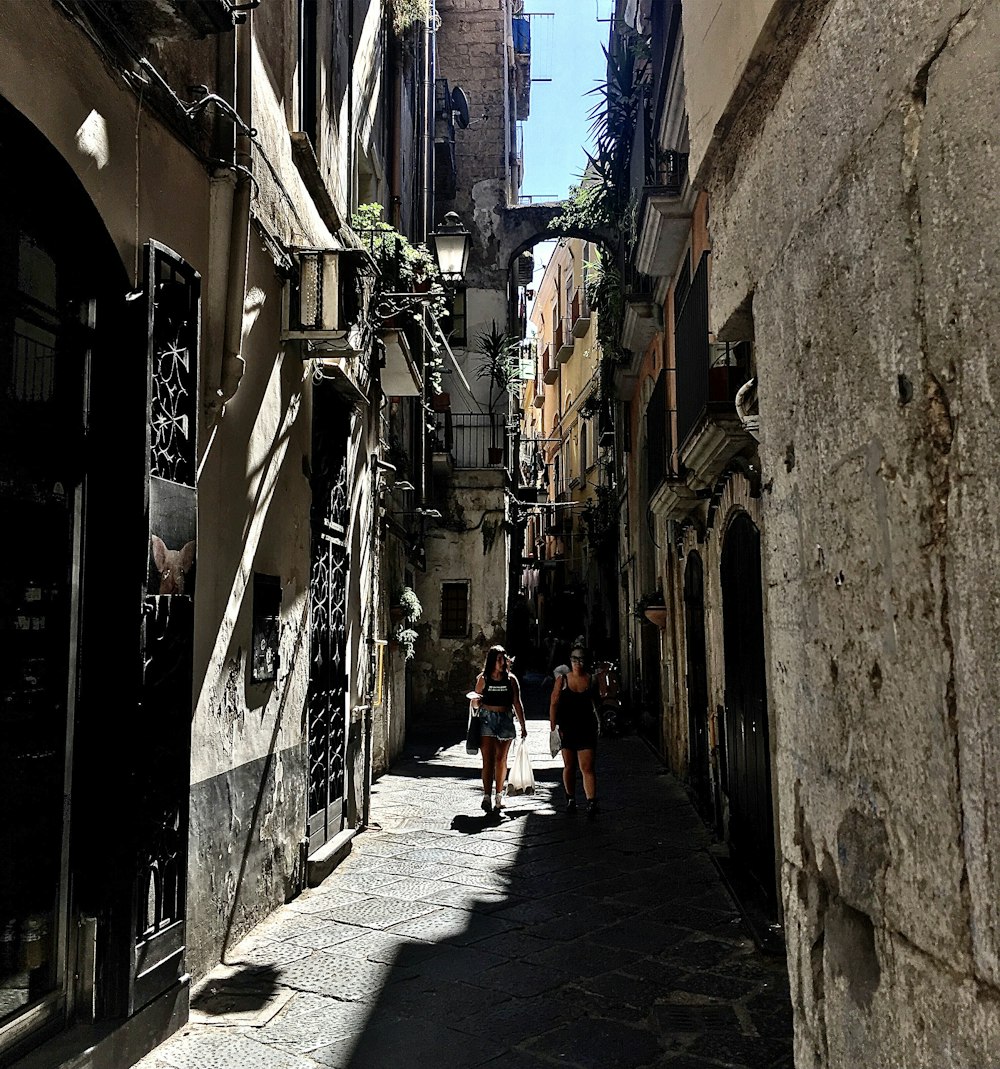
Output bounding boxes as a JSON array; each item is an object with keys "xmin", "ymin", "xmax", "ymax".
[{"xmin": 136, "ymin": 685, "xmax": 793, "ymax": 1069}]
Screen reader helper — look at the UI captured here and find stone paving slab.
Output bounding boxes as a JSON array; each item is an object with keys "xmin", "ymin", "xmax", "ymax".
[{"xmin": 135, "ymin": 706, "xmax": 792, "ymax": 1069}]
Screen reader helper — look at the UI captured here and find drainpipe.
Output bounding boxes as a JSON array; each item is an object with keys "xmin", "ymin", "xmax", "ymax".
[
  {"xmin": 421, "ymin": 1, "xmax": 436, "ymax": 244},
  {"xmin": 348, "ymin": 2, "xmax": 354, "ymax": 210},
  {"xmin": 219, "ymin": 13, "xmax": 253, "ymax": 407},
  {"xmin": 364, "ymin": 456, "xmax": 397, "ymax": 828},
  {"xmin": 389, "ymin": 21, "xmax": 403, "ymax": 228}
]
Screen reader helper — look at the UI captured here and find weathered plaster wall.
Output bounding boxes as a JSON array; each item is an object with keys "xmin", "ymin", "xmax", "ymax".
[
  {"xmin": 0, "ymin": 3, "xmax": 212, "ymax": 283},
  {"xmin": 681, "ymin": 0, "xmax": 781, "ymax": 186},
  {"xmin": 690, "ymin": 0, "xmax": 1000, "ymax": 1063},
  {"xmin": 188, "ymin": 236, "xmax": 312, "ymax": 979},
  {"xmin": 412, "ymin": 470, "xmax": 510, "ymax": 723}
]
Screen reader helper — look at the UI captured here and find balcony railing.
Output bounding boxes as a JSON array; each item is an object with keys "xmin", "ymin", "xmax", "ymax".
[
  {"xmin": 541, "ymin": 344, "xmax": 558, "ymax": 385},
  {"xmin": 433, "ymin": 412, "xmax": 509, "ymax": 468},
  {"xmin": 675, "ymin": 254, "xmax": 751, "ymax": 455},
  {"xmin": 571, "ymin": 290, "xmax": 591, "ymax": 338},
  {"xmin": 556, "ymin": 317, "xmax": 574, "ymax": 363}
]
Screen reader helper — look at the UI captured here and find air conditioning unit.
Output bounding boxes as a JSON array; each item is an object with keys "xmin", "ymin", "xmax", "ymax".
[{"xmin": 282, "ymin": 248, "xmax": 373, "ymax": 349}]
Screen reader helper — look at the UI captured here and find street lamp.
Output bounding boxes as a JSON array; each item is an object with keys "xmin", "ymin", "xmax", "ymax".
[{"xmin": 430, "ymin": 211, "xmax": 471, "ymax": 282}]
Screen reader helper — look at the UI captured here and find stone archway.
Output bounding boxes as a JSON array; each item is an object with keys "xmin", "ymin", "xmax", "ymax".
[{"xmin": 496, "ymin": 203, "xmax": 618, "ymax": 331}]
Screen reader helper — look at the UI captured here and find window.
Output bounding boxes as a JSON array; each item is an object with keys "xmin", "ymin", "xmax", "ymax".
[
  {"xmin": 299, "ymin": 0, "xmax": 318, "ymax": 146},
  {"xmin": 673, "ymin": 250, "xmax": 691, "ymax": 327},
  {"xmin": 441, "ymin": 581, "xmax": 470, "ymax": 638},
  {"xmin": 441, "ymin": 287, "xmax": 467, "ymax": 346}
]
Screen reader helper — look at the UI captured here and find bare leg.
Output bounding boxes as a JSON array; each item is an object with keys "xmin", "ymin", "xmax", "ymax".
[
  {"xmin": 495, "ymin": 740, "xmax": 513, "ymax": 798},
  {"xmin": 561, "ymin": 749, "xmax": 578, "ymax": 799},
  {"xmin": 480, "ymin": 737, "xmax": 497, "ymax": 795},
  {"xmin": 578, "ymin": 748, "xmax": 597, "ymax": 800}
]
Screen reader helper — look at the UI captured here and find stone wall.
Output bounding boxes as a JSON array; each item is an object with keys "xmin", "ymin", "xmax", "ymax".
[
  {"xmin": 686, "ymin": 0, "xmax": 1000, "ymax": 1063},
  {"xmin": 411, "ymin": 469, "xmax": 510, "ymax": 725},
  {"xmin": 436, "ymin": 0, "xmax": 513, "ymax": 292}
]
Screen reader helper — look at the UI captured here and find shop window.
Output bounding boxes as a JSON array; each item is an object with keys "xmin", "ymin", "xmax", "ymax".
[{"xmin": 441, "ymin": 581, "xmax": 470, "ymax": 638}]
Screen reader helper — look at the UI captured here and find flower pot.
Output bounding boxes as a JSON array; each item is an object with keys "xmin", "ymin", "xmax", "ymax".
[
  {"xmin": 643, "ymin": 607, "xmax": 668, "ymax": 629},
  {"xmin": 390, "ymin": 606, "xmax": 405, "ymax": 624},
  {"xmin": 430, "ymin": 391, "xmax": 450, "ymax": 412},
  {"xmin": 487, "ymin": 446, "xmax": 504, "ymax": 465}
]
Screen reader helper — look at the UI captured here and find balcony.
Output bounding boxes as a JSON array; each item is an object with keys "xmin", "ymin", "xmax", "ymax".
[
  {"xmin": 571, "ymin": 291, "xmax": 591, "ymax": 338},
  {"xmin": 541, "ymin": 344, "xmax": 559, "ymax": 385},
  {"xmin": 644, "ymin": 254, "xmax": 755, "ymax": 518},
  {"xmin": 555, "ymin": 319, "xmax": 574, "ymax": 363},
  {"xmin": 620, "ymin": 265, "xmax": 661, "ymax": 357},
  {"xmin": 432, "ymin": 412, "xmax": 509, "ymax": 468},
  {"xmin": 513, "ymin": 16, "xmax": 531, "ymax": 120},
  {"xmin": 679, "ymin": 359, "xmax": 753, "ymax": 492},
  {"xmin": 674, "ymin": 256, "xmax": 754, "ymax": 489},
  {"xmin": 633, "ymin": 134, "xmax": 694, "ymax": 278}
]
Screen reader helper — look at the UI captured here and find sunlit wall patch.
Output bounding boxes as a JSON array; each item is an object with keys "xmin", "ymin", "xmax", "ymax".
[{"xmin": 75, "ymin": 109, "xmax": 109, "ymax": 169}]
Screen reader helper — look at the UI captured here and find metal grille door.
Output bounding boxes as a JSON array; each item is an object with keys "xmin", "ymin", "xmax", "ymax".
[
  {"xmin": 131, "ymin": 242, "xmax": 199, "ymax": 1013},
  {"xmin": 307, "ymin": 386, "xmax": 350, "ymax": 852}
]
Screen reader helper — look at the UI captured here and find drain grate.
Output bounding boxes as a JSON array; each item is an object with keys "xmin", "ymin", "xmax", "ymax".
[
  {"xmin": 190, "ymin": 986, "xmax": 294, "ymax": 1027},
  {"xmin": 654, "ymin": 1003, "xmax": 740, "ymax": 1034}
]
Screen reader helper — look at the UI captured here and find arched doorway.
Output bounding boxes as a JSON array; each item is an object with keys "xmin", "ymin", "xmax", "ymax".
[
  {"xmin": 0, "ymin": 96, "xmax": 197, "ymax": 1059},
  {"xmin": 720, "ymin": 511, "xmax": 776, "ymax": 910},
  {"xmin": 684, "ymin": 551, "xmax": 712, "ymax": 819}
]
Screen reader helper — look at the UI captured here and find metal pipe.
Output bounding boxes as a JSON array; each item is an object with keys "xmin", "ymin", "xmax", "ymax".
[{"xmin": 219, "ymin": 13, "xmax": 253, "ymax": 406}]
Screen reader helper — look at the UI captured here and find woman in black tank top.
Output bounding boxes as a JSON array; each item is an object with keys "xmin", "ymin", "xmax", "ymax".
[
  {"xmin": 471, "ymin": 645, "xmax": 526, "ymax": 815},
  {"xmin": 549, "ymin": 645, "xmax": 599, "ymax": 818}
]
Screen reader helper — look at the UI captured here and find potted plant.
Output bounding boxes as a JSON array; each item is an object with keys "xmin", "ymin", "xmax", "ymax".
[
  {"xmin": 474, "ymin": 321, "xmax": 518, "ymax": 465},
  {"xmin": 390, "ymin": 585, "xmax": 422, "ymax": 624}
]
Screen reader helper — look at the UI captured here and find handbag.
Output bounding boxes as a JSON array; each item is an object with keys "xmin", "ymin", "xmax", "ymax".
[
  {"xmin": 508, "ymin": 740, "xmax": 535, "ymax": 795},
  {"xmin": 466, "ymin": 704, "xmax": 481, "ymax": 754}
]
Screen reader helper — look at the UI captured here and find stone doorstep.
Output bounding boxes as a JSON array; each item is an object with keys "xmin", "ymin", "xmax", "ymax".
[
  {"xmin": 307, "ymin": 827, "xmax": 358, "ymax": 888},
  {"xmin": 10, "ymin": 977, "xmax": 188, "ymax": 1069}
]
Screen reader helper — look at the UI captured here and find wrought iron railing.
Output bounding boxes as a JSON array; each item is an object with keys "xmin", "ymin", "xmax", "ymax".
[
  {"xmin": 674, "ymin": 252, "xmax": 710, "ymax": 452},
  {"xmin": 433, "ymin": 412, "xmax": 509, "ymax": 468}
]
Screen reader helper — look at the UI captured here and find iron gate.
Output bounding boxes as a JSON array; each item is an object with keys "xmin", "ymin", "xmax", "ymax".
[
  {"xmin": 132, "ymin": 241, "xmax": 199, "ymax": 1013},
  {"xmin": 720, "ymin": 511, "xmax": 776, "ymax": 908},
  {"xmin": 307, "ymin": 385, "xmax": 350, "ymax": 852}
]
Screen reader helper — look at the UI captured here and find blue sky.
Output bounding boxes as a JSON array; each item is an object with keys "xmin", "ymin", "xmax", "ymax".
[
  {"xmin": 519, "ymin": 0, "xmax": 614, "ymax": 293},
  {"xmin": 520, "ymin": 0, "xmax": 614, "ymax": 201}
]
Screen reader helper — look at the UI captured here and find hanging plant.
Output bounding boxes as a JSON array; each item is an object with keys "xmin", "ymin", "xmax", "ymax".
[
  {"xmin": 393, "ymin": 626, "xmax": 420, "ymax": 660},
  {"xmin": 351, "ymin": 203, "xmax": 448, "ymax": 322},
  {"xmin": 391, "ymin": 0, "xmax": 430, "ymax": 35},
  {"xmin": 579, "ymin": 392, "xmax": 601, "ymax": 420}
]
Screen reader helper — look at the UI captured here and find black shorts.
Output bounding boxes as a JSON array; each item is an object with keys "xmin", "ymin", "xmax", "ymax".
[{"xmin": 558, "ymin": 720, "xmax": 598, "ymax": 752}]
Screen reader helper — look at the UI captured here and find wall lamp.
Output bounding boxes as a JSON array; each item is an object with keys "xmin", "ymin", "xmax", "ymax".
[{"xmin": 376, "ymin": 212, "xmax": 472, "ymax": 321}]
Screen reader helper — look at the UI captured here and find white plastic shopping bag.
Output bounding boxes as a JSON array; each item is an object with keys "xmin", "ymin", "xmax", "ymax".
[{"xmin": 508, "ymin": 740, "xmax": 535, "ymax": 795}]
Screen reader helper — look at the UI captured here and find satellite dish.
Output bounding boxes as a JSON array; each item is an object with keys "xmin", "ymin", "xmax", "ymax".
[{"xmin": 451, "ymin": 85, "xmax": 471, "ymax": 129}]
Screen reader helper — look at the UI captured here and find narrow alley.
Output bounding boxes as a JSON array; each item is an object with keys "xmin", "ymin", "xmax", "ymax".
[{"xmin": 135, "ymin": 682, "xmax": 792, "ymax": 1069}]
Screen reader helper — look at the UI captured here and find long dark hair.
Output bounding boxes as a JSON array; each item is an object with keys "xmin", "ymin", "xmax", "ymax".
[{"xmin": 483, "ymin": 645, "xmax": 508, "ymax": 678}]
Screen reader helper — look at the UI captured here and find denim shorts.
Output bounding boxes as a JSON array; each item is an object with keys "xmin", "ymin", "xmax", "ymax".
[{"xmin": 480, "ymin": 709, "xmax": 515, "ymax": 740}]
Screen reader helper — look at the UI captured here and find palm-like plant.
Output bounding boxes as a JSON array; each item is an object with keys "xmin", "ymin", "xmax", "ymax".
[{"xmin": 474, "ymin": 321, "xmax": 519, "ymax": 453}]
